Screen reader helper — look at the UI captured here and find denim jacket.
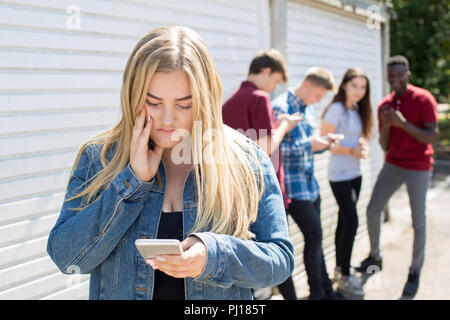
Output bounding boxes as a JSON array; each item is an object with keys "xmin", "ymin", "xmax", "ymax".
[{"xmin": 47, "ymin": 140, "xmax": 294, "ymax": 300}]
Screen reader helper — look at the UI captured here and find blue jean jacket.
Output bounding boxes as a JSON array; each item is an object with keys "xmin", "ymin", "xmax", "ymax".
[{"xmin": 47, "ymin": 141, "xmax": 294, "ymax": 300}]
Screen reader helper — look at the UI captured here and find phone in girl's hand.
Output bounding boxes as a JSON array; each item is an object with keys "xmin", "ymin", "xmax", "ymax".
[{"xmin": 135, "ymin": 239, "xmax": 183, "ymax": 259}]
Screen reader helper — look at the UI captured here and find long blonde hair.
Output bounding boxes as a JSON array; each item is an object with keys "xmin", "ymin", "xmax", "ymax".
[{"xmin": 65, "ymin": 26, "xmax": 264, "ymax": 240}]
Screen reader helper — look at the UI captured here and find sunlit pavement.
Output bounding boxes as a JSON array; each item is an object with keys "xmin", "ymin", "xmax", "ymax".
[{"xmin": 270, "ymin": 163, "xmax": 450, "ymax": 300}]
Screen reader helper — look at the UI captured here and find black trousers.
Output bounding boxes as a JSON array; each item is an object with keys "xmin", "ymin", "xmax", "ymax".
[
  {"xmin": 330, "ymin": 176, "xmax": 362, "ymax": 276},
  {"xmin": 279, "ymin": 196, "xmax": 333, "ymax": 299},
  {"xmin": 276, "ymin": 211, "xmax": 298, "ymax": 300}
]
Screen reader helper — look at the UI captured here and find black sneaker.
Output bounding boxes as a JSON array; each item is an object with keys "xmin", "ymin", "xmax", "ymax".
[
  {"xmin": 401, "ymin": 273, "xmax": 420, "ymax": 298},
  {"xmin": 354, "ymin": 255, "xmax": 382, "ymax": 273}
]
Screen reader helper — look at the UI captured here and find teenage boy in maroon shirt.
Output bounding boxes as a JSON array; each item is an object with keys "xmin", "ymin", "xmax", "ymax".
[
  {"xmin": 222, "ymin": 49, "xmax": 301, "ymax": 208},
  {"xmin": 356, "ymin": 55, "xmax": 439, "ymax": 299},
  {"xmin": 222, "ymin": 48, "xmax": 301, "ymax": 300}
]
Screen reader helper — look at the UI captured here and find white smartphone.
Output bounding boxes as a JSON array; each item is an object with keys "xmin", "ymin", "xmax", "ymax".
[{"xmin": 135, "ymin": 239, "xmax": 183, "ymax": 259}]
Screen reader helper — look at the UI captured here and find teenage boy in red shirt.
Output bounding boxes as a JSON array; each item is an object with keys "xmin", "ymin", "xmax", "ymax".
[
  {"xmin": 356, "ymin": 55, "xmax": 439, "ymax": 298},
  {"xmin": 222, "ymin": 48, "xmax": 301, "ymax": 300}
]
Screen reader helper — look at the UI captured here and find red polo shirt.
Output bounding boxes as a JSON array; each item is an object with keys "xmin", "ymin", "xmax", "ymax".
[
  {"xmin": 222, "ymin": 81, "xmax": 288, "ymax": 208},
  {"xmin": 378, "ymin": 84, "xmax": 438, "ymax": 171}
]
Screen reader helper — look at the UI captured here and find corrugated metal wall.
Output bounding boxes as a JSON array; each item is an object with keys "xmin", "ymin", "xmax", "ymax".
[
  {"xmin": 285, "ymin": 0, "xmax": 384, "ymax": 286},
  {"xmin": 0, "ymin": 0, "xmax": 270, "ymax": 300},
  {"xmin": 0, "ymin": 0, "xmax": 385, "ymax": 299}
]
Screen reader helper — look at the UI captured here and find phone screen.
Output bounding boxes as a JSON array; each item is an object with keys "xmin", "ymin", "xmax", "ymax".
[{"xmin": 135, "ymin": 239, "xmax": 183, "ymax": 259}]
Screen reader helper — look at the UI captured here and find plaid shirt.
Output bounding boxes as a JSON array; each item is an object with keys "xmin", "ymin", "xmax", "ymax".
[{"xmin": 272, "ymin": 90, "xmax": 320, "ymax": 202}]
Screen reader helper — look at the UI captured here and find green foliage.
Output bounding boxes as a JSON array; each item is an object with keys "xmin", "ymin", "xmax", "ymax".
[
  {"xmin": 439, "ymin": 116, "xmax": 450, "ymax": 146},
  {"xmin": 390, "ymin": 0, "xmax": 449, "ymax": 103}
]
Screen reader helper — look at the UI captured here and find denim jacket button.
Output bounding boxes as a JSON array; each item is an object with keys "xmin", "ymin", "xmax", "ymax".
[{"xmin": 123, "ymin": 180, "xmax": 131, "ymax": 188}]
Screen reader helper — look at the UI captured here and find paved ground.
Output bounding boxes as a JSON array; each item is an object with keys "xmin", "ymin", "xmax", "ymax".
[
  {"xmin": 270, "ymin": 162, "xmax": 450, "ymax": 300},
  {"xmin": 353, "ymin": 168, "xmax": 450, "ymax": 300}
]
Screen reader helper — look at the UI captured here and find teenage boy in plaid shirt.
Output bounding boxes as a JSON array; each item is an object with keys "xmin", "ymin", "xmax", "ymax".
[{"xmin": 272, "ymin": 67, "xmax": 343, "ymax": 300}]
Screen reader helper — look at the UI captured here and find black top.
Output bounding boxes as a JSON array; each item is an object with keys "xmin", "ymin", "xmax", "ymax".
[{"xmin": 152, "ymin": 211, "xmax": 185, "ymax": 300}]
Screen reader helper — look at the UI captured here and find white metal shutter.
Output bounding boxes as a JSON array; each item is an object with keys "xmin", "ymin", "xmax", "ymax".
[
  {"xmin": 286, "ymin": 0, "xmax": 384, "ymax": 285},
  {"xmin": 0, "ymin": 0, "xmax": 269, "ymax": 300}
]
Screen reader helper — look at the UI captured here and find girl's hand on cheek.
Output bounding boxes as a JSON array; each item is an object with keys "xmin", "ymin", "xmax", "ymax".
[{"xmin": 129, "ymin": 108, "xmax": 164, "ymax": 182}]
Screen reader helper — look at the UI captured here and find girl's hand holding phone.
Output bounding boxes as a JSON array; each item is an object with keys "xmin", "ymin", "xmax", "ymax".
[
  {"xmin": 351, "ymin": 138, "xmax": 369, "ymax": 159},
  {"xmin": 130, "ymin": 108, "xmax": 164, "ymax": 182},
  {"xmin": 146, "ymin": 236, "xmax": 207, "ymax": 279}
]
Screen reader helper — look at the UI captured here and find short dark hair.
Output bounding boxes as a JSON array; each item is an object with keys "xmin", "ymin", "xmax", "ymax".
[
  {"xmin": 248, "ymin": 48, "xmax": 288, "ymax": 82},
  {"xmin": 387, "ymin": 55, "xmax": 410, "ymax": 70}
]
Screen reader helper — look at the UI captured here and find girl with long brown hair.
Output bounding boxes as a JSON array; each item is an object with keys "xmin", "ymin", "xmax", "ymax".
[{"xmin": 320, "ymin": 67, "xmax": 374, "ymax": 298}]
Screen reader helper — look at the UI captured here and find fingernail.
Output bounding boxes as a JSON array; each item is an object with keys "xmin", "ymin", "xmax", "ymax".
[
  {"xmin": 156, "ymin": 256, "xmax": 166, "ymax": 262},
  {"xmin": 147, "ymin": 259, "xmax": 156, "ymax": 268},
  {"xmin": 147, "ymin": 115, "xmax": 151, "ymax": 122}
]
